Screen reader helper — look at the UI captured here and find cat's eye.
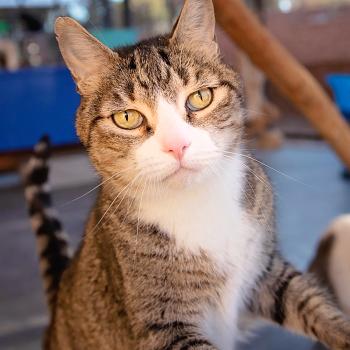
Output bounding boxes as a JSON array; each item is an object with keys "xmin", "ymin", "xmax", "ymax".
[
  {"xmin": 112, "ymin": 110, "xmax": 143, "ymax": 130},
  {"xmin": 186, "ymin": 88, "xmax": 213, "ymax": 111}
]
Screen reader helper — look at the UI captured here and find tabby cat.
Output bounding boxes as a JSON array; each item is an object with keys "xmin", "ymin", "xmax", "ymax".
[{"xmin": 24, "ymin": 1, "xmax": 350, "ymax": 349}]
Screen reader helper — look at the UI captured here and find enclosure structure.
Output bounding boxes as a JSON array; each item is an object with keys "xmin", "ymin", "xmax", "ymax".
[{"xmin": 214, "ymin": 0, "xmax": 350, "ymax": 170}]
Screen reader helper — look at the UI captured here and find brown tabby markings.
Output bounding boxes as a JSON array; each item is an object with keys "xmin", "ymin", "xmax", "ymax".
[{"xmin": 23, "ymin": 0, "xmax": 350, "ymax": 349}]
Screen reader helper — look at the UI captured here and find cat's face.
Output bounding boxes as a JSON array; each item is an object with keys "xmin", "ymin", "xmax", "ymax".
[{"xmin": 55, "ymin": 0, "xmax": 244, "ymax": 193}]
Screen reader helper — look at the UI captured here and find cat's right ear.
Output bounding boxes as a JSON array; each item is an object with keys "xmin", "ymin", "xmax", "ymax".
[
  {"xmin": 55, "ymin": 17, "xmax": 116, "ymax": 94},
  {"xmin": 170, "ymin": 0, "xmax": 218, "ymax": 56}
]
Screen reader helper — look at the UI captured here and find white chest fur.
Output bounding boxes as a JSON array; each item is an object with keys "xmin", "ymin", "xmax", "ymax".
[{"xmin": 139, "ymin": 156, "xmax": 263, "ymax": 350}]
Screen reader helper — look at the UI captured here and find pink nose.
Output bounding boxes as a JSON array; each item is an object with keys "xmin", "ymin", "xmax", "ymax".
[
  {"xmin": 155, "ymin": 108, "xmax": 192, "ymax": 160},
  {"xmin": 162, "ymin": 137, "xmax": 191, "ymax": 160},
  {"xmin": 164, "ymin": 141, "xmax": 190, "ymax": 160}
]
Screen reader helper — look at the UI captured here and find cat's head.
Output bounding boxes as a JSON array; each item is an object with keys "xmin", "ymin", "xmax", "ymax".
[{"xmin": 55, "ymin": 0, "xmax": 244, "ymax": 193}]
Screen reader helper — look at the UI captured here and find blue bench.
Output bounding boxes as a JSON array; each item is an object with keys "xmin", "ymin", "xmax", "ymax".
[
  {"xmin": 326, "ymin": 74, "xmax": 350, "ymax": 121},
  {"xmin": 0, "ymin": 28, "xmax": 137, "ymax": 153},
  {"xmin": 0, "ymin": 66, "xmax": 80, "ymax": 152}
]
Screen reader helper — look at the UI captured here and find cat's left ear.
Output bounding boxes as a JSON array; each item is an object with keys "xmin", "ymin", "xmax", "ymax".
[
  {"xmin": 55, "ymin": 17, "xmax": 117, "ymax": 94},
  {"xmin": 171, "ymin": 0, "xmax": 218, "ymax": 55}
]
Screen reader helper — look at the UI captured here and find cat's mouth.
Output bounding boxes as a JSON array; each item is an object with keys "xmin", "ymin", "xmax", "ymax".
[{"xmin": 162, "ymin": 165, "xmax": 197, "ymax": 182}]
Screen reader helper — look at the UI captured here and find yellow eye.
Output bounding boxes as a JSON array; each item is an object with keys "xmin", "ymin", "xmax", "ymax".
[
  {"xmin": 187, "ymin": 88, "xmax": 213, "ymax": 111},
  {"xmin": 112, "ymin": 110, "xmax": 143, "ymax": 130}
]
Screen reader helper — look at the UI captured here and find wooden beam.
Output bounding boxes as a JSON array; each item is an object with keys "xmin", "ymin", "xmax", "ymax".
[{"xmin": 213, "ymin": 0, "xmax": 350, "ymax": 170}]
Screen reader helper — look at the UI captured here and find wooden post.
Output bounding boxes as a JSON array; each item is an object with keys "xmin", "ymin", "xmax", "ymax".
[{"xmin": 213, "ymin": 0, "xmax": 350, "ymax": 170}]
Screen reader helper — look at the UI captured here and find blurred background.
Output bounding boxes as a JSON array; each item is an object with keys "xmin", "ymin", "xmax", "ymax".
[{"xmin": 0, "ymin": 0, "xmax": 350, "ymax": 349}]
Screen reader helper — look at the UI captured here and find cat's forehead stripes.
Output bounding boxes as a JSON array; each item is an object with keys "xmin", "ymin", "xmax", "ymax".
[
  {"xmin": 113, "ymin": 40, "xmax": 226, "ymax": 102},
  {"xmin": 157, "ymin": 48, "xmax": 171, "ymax": 66},
  {"xmin": 128, "ymin": 54, "xmax": 137, "ymax": 70},
  {"xmin": 74, "ymin": 32, "xmax": 243, "ymax": 149}
]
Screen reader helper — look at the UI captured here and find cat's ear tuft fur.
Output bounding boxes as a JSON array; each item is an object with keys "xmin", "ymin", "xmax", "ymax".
[
  {"xmin": 55, "ymin": 17, "xmax": 116, "ymax": 94},
  {"xmin": 171, "ymin": 0, "xmax": 218, "ymax": 55}
]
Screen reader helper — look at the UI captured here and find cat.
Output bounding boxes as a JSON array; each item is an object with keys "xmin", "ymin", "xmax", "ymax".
[
  {"xmin": 23, "ymin": 1, "xmax": 350, "ymax": 349},
  {"xmin": 309, "ymin": 214, "xmax": 350, "ymax": 316}
]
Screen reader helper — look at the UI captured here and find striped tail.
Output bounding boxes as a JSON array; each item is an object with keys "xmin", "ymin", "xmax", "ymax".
[{"xmin": 23, "ymin": 135, "xmax": 71, "ymax": 313}]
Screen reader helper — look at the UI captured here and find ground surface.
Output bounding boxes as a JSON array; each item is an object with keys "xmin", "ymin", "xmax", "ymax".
[{"xmin": 1, "ymin": 141, "xmax": 349, "ymax": 350}]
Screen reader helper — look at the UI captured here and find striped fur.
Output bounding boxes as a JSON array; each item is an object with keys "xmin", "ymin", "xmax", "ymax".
[
  {"xmin": 249, "ymin": 255, "xmax": 350, "ymax": 349},
  {"xmin": 24, "ymin": 1, "xmax": 350, "ymax": 349},
  {"xmin": 23, "ymin": 135, "xmax": 71, "ymax": 312}
]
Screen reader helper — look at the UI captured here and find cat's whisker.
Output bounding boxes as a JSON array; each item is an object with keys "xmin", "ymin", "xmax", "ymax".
[
  {"xmin": 75, "ymin": 161, "xmax": 166, "ymax": 211},
  {"xmin": 108, "ymin": 169, "xmax": 158, "ymax": 222},
  {"xmin": 133, "ymin": 177, "xmax": 149, "ymax": 267},
  {"xmin": 89, "ymin": 172, "xmax": 144, "ymax": 234},
  {"xmin": 222, "ymin": 151, "xmax": 311, "ymax": 188},
  {"xmin": 154, "ymin": 171, "xmax": 163, "ymax": 199},
  {"xmin": 243, "ymin": 164, "xmax": 274, "ymax": 194},
  {"xmin": 60, "ymin": 165, "xmax": 136, "ymax": 207},
  {"xmin": 212, "ymin": 161, "xmax": 257, "ymax": 208},
  {"xmin": 100, "ymin": 168, "xmax": 160, "ymax": 236},
  {"xmin": 216, "ymin": 158, "xmax": 276, "ymax": 219},
  {"xmin": 62, "ymin": 158, "xmax": 169, "ymax": 208},
  {"xmin": 148, "ymin": 171, "xmax": 158, "ymax": 199},
  {"xmin": 192, "ymin": 148, "xmax": 255, "ymax": 157},
  {"xmin": 107, "ymin": 174, "xmax": 144, "ymax": 227},
  {"xmin": 220, "ymin": 155, "xmax": 275, "ymax": 194},
  {"xmin": 120, "ymin": 172, "xmax": 146, "ymax": 226}
]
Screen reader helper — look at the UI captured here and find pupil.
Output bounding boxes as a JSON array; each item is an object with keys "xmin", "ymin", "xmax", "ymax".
[
  {"xmin": 198, "ymin": 91, "xmax": 203, "ymax": 101},
  {"xmin": 125, "ymin": 111, "xmax": 129, "ymax": 122}
]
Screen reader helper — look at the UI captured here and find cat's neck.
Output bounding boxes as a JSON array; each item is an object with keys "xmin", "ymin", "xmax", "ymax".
[{"xmin": 137, "ymin": 154, "xmax": 247, "ymax": 259}]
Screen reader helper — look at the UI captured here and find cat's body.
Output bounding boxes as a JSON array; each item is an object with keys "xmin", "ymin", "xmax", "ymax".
[
  {"xmin": 47, "ymin": 155, "xmax": 271, "ymax": 350},
  {"xmin": 24, "ymin": 1, "xmax": 350, "ymax": 349}
]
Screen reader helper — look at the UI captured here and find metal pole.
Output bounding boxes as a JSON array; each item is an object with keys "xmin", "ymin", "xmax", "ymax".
[
  {"xmin": 100, "ymin": 0, "xmax": 112, "ymax": 28},
  {"xmin": 124, "ymin": 0, "xmax": 131, "ymax": 27}
]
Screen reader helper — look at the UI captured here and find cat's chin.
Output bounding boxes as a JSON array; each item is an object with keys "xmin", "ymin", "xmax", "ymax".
[{"xmin": 162, "ymin": 166, "xmax": 208, "ymax": 189}]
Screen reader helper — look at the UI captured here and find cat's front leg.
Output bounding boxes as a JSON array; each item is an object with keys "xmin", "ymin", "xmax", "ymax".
[
  {"xmin": 137, "ymin": 321, "xmax": 218, "ymax": 350},
  {"xmin": 248, "ymin": 255, "xmax": 350, "ymax": 349}
]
